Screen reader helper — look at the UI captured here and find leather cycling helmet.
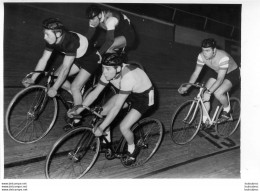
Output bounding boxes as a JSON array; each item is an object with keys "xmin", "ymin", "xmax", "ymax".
[
  {"xmin": 86, "ymin": 5, "xmax": 102, "ymax": 19},
  {"xmin": 42, "ymin": 18, "xmax": 64, "ymax": 30},
  {"xmin": 102, "ymin": 52, "xmax": 127, "ymax": 67}
]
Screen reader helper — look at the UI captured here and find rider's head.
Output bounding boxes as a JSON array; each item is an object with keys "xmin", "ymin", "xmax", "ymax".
[
  {"xmin": 102, "ymin": 52, "xmax": 127, "ymax": 81},
  {"xmin": 86, "ymin": 5, "xmax": 103, "ymax": 27},
  {"xmin": 201, "ymin": 38, "xmax": 217, "ymax": 60},
  {"xmin": 42, "ymin": 18, "xmax": 64, "ymax": 45}
]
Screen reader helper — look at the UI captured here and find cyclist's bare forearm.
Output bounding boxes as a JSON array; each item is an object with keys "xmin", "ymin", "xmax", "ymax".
[
  {"xmin": 31, "ymin": 58, "xmax": 48, "ymax": 81},
  {"xmin": 79, "ymin": 85, "xmax": 105, "ymax": 113},
  {"xmin": 187, "ymin": 64, "xmax": 203, "ymax": 88},
  {"xmin": 52, "ymin": 56, "xmax": 75, "ymax": 90},
  {"xmin": 52, "ymin": 66, "xmax": 70, "ymax": 90},
  {"xmin": 99, "ymin": 105, "xmax": 121, "ymax": 131}
]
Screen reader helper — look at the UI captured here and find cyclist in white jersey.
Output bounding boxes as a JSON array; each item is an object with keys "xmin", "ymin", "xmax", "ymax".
[
  {"xmin": 178, "ymin": 38, "xmax": 240, "ymax": 124},
  {"xmin": 68, "ymin": 52, "xmax": 155, "ymax": 165}
]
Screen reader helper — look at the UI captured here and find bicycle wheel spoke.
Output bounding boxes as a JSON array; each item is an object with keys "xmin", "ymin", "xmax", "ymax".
[
  {"xmin": 6, "ymin": 86, "xmax": 58, "ymax": 143},
  {"xmin": 171, "ymin": 100, "xmax": 201, "ymax": 145},
  {"xmin": 215, "ymin": 98, "xmax": 240, "ymax": 137},
  {"xmin": 46, "ymin": 128, "xmax": 100, "ymax": 179},
  {"xmin": 120, "ymin": 118, "xmax": 163, "ymax": 168}
]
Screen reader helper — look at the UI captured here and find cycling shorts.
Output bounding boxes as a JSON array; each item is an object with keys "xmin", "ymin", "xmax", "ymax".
[
  {"xmin": 74, "ymin": 48, "xmax": 100, "ymax": 74},
  {"xmin": 205, "ymin": 67, "xmax": 240, "ymax": 87},
  {"xmin": 113, "ymin": 86, "xmax": 154, "ymax": 115}
]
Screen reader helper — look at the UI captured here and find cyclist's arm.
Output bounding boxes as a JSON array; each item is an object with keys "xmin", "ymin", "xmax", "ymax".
[
  {"xmin": 31, "ymin": 50, "xmax": 52, "ymax": 81},
  {"xmin": 85, "ymin": 83, "xmax": 106, "ymax": 106},
  {"xmin": 52, "ymin": 55, "xmax": 75, "ymax": 90},
  {"xmin": 86, "ymin": 25, "xmax": 96, "ymax": 41},
  {"xmin": 99, "ymin": 93, "xmax": 128, "ymax": 131},
  {"xmin": 207, "ymin": 69, "xmax": 227, "ymax": 93},
  {"xmin": 186, "ymin": 64, "xmax": 204, "ymax": 88},
  {"xmin": 98, "ymin": 17, "xmax": 118, "ymax": 55}
]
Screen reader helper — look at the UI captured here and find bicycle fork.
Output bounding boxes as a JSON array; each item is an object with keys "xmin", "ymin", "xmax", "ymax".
[{"xmin": 68, "ymin": 131, "xmax": 95, "ymax": 162}]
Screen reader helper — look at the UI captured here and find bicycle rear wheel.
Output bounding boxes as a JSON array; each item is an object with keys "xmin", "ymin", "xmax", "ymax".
[
  {"xmin": 170, "ymin": 100, "xmax": 202, "ymax": 145},
  {"xmin": 119, "ymin": 118, "xmax": 164, "ymax": 168},
  {"xmin": 5, "ymin": 85, "xmax": 58, "ymax": 144},
  {"xmin": 45, "ymin": 127, "xmax": 100, "ymax": 179},
  {"xmin": 215, "ymin": 97, "xmax": 240, "ymax": 138}
]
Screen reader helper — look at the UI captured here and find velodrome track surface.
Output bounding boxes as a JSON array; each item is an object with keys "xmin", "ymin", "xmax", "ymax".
[{"xmin": 3, "ymin": 87, "xmax": 240, "ymax": 179}]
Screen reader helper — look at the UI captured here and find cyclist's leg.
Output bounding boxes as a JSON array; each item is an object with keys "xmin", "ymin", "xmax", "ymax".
[
  {"xmin": 214, "ymin": 79, "xmax": 232, "ymax": 112},
  {"xmin": 71, "ymin": 68, "xmax": 92, "ymax": 106},
  {"xmin": 54, "ymin": 64, "xmax": 80, "ymax": 92},
  {"xmin": 106, "ymin": 36, "xmax": 127, "ymax": 53},
  {"xmin": 119, "ymin": 108, "xmax": 142, "ymax": 146},
  {"xmin": 100, "ymin": 94, "xmax": 128, "ymax": 142}
]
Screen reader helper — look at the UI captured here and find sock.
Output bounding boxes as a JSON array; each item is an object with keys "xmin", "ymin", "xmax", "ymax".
[
  {"xmin": 74, "ymin": 119, "xmax": 80, "ymax": 124},
  {"xmin": 223, "ymin": 105, "xmax": 231, "ymax": 113},
  {"xmin": 128, "ymin": 143, "xmax": 135, "ymax": 154},
  {"xmin": 202, "ymin": 115, "xmax": 208, "ymax": 123},
  {"xmin": 102, "ymin": 129, "xmax": 111, "ymax": 143}
]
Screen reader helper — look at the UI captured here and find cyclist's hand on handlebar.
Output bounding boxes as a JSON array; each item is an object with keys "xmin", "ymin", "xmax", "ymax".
[
  {"xmin": 178, "ymin": 86, "xmax": 188, "ymax": 94},
  {"xmin": 92, "ymin": 126, "xmax": 104, "ymax": 137},
  {"xmin": 48, "ymin": 87, "xmax": 57, "ymax": 97},
  {"xmin": 22, "ymin": 77, "xmax": 35, "ymax": 87},
  {"xmin": 67, "ymin": 108, "xmax": 78, "ymax": 118},
  {"xmin": 203, "ymin": 91, "xmax": 211, "ymax": 102}
]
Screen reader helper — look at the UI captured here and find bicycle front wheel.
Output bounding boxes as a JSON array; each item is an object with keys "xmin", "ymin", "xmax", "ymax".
[
  {"xmin": 120, "ymin": 118, "xmax": 164, "ymax": 168},
  {"xmin": 215, "ymin": 97, "xmax": 241, "ymax": 138},
  {"xmin": 5, "ymin": 85, "xmax": 58, "ymax": 144},
  {"xmin": 45, "ymin": 127, "xmax": 100, "ymax": 179},
  {"xmin": 170, "ymin": 100, "xmax": 202, "ymax": 145}
]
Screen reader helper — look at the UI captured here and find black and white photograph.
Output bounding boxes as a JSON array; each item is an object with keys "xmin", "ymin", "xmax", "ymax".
[{"xmin": 0, "ymin": 0, "xmax": 259, "ymax": 190}]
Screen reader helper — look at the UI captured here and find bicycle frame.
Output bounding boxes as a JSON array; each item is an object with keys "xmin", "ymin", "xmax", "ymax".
[{"xmin": 183, "ymin": 83, "xmax": 231, "ymax": 127}]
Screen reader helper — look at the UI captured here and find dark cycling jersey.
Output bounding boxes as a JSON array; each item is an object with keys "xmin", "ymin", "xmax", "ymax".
[
  {"xmin": 45, "ymin": 30, "xmax": 92, "ymax": 58},
  {"xmin": 89, "ymin": 10, "xmax": 135, "ymax": 51},
  {"xmin": 45, "ymin": 30, "xmax": 100, "ymax": 74}
]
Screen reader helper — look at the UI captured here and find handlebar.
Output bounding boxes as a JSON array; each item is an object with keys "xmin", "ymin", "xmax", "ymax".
[
  {"xmin": 70, "ymin": 105, "xmax": 103, "ymax": 119},
  {"xmin": 25, "ymin": 70, "xmax": 57, "ymax": 79},
  {"xmin": 181, "ymin": 82, "xmax": 207, "ymax": 90}
]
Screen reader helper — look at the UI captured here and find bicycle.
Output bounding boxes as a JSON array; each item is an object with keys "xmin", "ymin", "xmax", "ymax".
[
  {"xmin": 170, "ymin": 83, "xmax": 240, "ymax": 145},
  {"xmin": 45, "ymin": 105, "xmax": 164, "ymax": 179},
  {"xmin": 5, "ymin": 69, "xmax": 116, "ymax": 144}
]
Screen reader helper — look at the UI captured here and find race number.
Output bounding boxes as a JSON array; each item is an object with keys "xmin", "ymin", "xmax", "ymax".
[{"xmin": 148, "ymin": 89, "xmax": 154, "ymax": 106}]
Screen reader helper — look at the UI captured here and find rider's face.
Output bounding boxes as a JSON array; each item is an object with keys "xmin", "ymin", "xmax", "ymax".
[
  {"xmin": 202, "ymin": 47, "xmax": 215, "ymax": 60},
  {"xmin": 89, "ymin": 15, "xmax": 100, "ymax": 27},
  {"xmin": 102, "ymin": 65, "xmax": 117, "ymax": 81},
  {"xmin": 43, "ymin": 29, "xmax": 57, "ymax": 45}
]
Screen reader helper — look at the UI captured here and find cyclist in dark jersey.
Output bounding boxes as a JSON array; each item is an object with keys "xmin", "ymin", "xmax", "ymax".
[
  {"xmin": 178, "ymin": 38, "xmax": 240, "ymax": 124},
  {"xmin": 22, "ymin": 18, "xmax": 101, "ymax": 126},
  {"xmin": 68, "ymin": 52, "xmax": 154, "ymax": 166},
  {"xmin": 85, "ymin": 4, "xmax": 136, "ymax": 55}
]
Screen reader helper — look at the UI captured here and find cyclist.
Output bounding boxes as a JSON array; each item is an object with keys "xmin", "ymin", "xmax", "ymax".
[
  {"xmin": 68, "ymin": 52, "xmax": 155, "ymax": 165},
  {"xmin": 85, "ymin": 4, "xmax": 136, "ymax": 54},
  {"xmin": 178, "ymin": 38, "xmax": 240, "ymax": 125},
  {"xmin": 22, "ymin": 18, "xmax": 101, "ymax": 127}
]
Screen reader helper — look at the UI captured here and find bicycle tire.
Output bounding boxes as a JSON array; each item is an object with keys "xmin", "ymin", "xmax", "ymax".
[
  {"xmin": 215, "ymin": 97, "xmax": 241, "ymax": 138},
  {"xmin": 5, "ymin": 85, "xmax": 58, "ymax": 144},
  {"xmin": 119, "ymin": 118, "xmax": 164, "ymax": 168},
  {"xmin": 45, "ymin": 127, "xmax": 100, "ymax": 179},
  {"xmin": 170, "ymin": 100, "xmax": 202, "ymax": 145}
]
